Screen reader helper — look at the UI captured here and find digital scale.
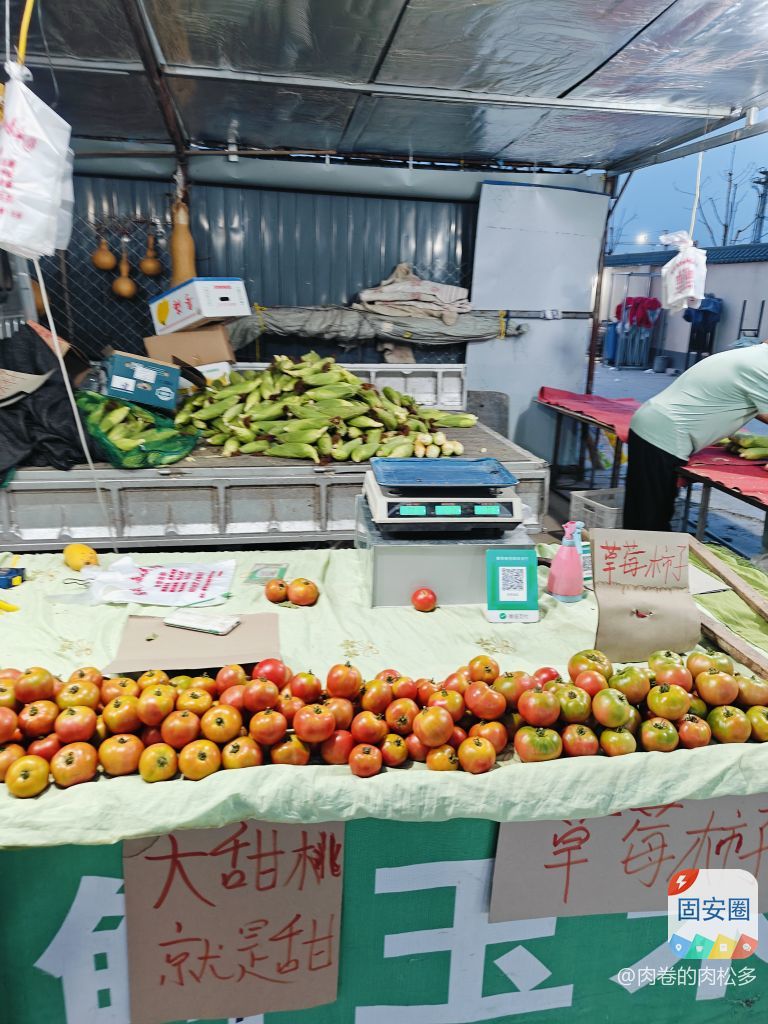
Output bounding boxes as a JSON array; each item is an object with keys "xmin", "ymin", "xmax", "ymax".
[{"xmin": 363, "ymin": 457, "xmax": 523, "ymax": 537}]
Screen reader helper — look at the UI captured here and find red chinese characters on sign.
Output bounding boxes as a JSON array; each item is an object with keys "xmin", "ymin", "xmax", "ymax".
[
  {"xmin": 123, "ymin": 821, "xmax": 344, "ymax": 1024},
  {"xmin": 544, "ymin": 820, "xmax": 591, "ymax": 904},
  {"xmin": 597, "ymin": 540, "xmax": 687, "ymax": 586}
]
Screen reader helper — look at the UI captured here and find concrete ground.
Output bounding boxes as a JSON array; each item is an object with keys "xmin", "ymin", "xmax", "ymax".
[{"xmin": 582, "ymin": 362, "xmax": 767, "ymax": 556}]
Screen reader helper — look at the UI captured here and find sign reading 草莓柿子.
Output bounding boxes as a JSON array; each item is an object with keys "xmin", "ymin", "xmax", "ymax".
[
  {"xmin": 489, "ymin": 794, "xmax": 768, "ymax": 924},
  {"xmin": 591, "ymin": 528, "xmax": 701, "ymax": 662},
  {"xmin": 123, "ymin": 821, "xmax": 344, "ymax": 1024}
]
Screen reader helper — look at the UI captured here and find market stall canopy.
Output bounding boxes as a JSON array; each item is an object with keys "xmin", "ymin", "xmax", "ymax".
[{"xmin": 12, "ymin": 0, "xmax": 768, "ymax": 170}]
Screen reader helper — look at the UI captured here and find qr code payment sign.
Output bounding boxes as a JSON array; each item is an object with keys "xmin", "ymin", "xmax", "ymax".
[{"xmin": 668, "ymin": 869, "xmax": 758, "ymax": 959}]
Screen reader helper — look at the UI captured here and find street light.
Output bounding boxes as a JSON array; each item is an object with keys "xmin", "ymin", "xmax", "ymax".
[{"xmin": 635, "ymin": 232, "xmax": 648, "ymax": 245}]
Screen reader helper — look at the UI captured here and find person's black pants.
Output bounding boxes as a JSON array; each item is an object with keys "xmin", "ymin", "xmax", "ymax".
[{"xmin": 623, "ymin": 429, "xmax": 686, "ymax": 532}]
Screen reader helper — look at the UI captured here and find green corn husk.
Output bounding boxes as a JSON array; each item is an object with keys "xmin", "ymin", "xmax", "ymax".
[
  {"xmin": 240, "ymin": 440, "xmax": 270, "ymax": 454},
  {"xmin": 351, "ymin": 441, "xmax": 380, "ymax": 462},
  {"xmin": 266, "ymin": 442, "xmax": 320, "ymax": 464}
]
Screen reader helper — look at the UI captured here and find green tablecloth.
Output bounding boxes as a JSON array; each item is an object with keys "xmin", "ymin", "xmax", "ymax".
[{"xmin": 1, "ymin": 546, "xmax": 767, "ymax": 847}]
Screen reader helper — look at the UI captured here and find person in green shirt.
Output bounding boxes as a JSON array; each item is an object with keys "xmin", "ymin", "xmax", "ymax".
[{"xmin": 624, "ymin": 342, "xmax": 768, "ymax": 531}]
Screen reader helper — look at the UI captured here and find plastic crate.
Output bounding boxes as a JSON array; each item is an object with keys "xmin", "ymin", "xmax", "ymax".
[{"xmin": 569, "ymin": 488, "xmax": 624, "ymax": 529}]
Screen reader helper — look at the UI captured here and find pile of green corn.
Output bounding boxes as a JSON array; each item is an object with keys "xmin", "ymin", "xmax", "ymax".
[
  {"xmin": 174, "ymin": 352, "xmax": 477, "ymax": 462},
  {"xmin": 717, "ymin": 433, "xmax": 768, "ymax": 462}
]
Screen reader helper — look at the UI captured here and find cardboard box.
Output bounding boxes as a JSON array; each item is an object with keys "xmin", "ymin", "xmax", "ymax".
[
  {"xmin": 148, "ymin": 277, "xmax": 250, "ymax": 335},
  {"xmin": 143, "ymin": 325, "xmax": 235, "ymax": 366},
  {"xmin": 105, "ymin": 351, "xmax": 180, "ymax": 411}
]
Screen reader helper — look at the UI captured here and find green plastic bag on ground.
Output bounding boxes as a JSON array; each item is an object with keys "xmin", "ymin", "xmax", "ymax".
[{"xmin": 76, "ymin": 391, "xmax": 199, "ymax": 469}]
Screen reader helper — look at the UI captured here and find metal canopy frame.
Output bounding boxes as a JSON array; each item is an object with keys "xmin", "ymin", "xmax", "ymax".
[{"xmin": 13, "ymin": 0, "xmax": 768, "ymax": 172}]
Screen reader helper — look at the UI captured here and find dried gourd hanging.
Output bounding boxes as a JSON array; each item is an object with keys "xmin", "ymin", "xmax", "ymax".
[
  {"xmin": 139, "ymin": 232, "xmax": 162, "ymax": 277},
  {"xmin": 112, "ymin": 239, "xmax": 137, "ymax": 299},
  {"xmin": 170, "ymin": 200, "xmax": 196, "ymax": 286},
  {"xmin": 91, "ymin": 237, "xmax": 116, "ymax": 271}
]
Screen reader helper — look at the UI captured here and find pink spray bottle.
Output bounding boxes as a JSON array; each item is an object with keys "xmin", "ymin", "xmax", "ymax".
[{"xmin": 547, "ymin": 520, "xmax": 585, "ymax": 602}]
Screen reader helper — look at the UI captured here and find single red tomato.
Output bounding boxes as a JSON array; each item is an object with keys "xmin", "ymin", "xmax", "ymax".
[
  {"xmin": 413, "ymin": 706, "xmax": 454, "ymax": 748},
  {"xmin": 54, "ymin": 706, "xmax": 97, "ymax": 743},
  {"xmin": 325, "ymin": 697, "xmax": 355, "ymax": 730},
  {"xmin": 391, "ymin": 677, "xmax": 418, "ymax": 700},
  {"xmin": 139, "ymin": 743, "xmax": 178, "ymax": 782},
  {"xmin": 567, "ymin": 650, "xmax": 613, "ymax": 683},
  {"xmin": 558, "ymin": 687, "xmax": 591, "ymax": 724},
  {"xmin": 137, "ymin": 684, "xmax": 176, "ymax": 726},
  {"xmin": 468, "ymin": 655, "xmax": 500, "ymax": 684},
  {"xmin": 264, "ymin": 578, "xmax": 288, "ymax": 604},
  {"xmin": 0, "ymin": 668, "xmax": 21, "ymax": 683},
  {"xmin": 175, "ymin": 689, "xmax": 214, "ymax": 717},
  {"xmin": 102, "ymin": 695, "xmax": 141, "ymax": 734},
  {"xmin": 350, "ymin": 711, "xmax": 388, "ymax": 746},
  {"xmin": 56, "ymin": 681, "xmax": 101, "ymax": 711},
  {"xmin": 599, "ymin": 728, "xmax": 637, "ymax": 757},
  {"xmin": 15, "ymin": 667, "xmax": 55, "ymax": 704},
  {"xmin": 640, "ymin": 717, "xmax": 679, "ymax": 752},
  {"xmin": 320, "ymin": 729, "xmax": 355, "ymax": 765},
  {"xmin": 647, "ymin": 683, "xmax": 691, "ymax": 721},
  {"xmin": 427, "ymin": 688, "xmax": 465, "ymax": 722},
  {"xmin": 493, "ymin": 671, "xmax": 536, "ymax": 710},
  {"xmin": 686, "ymin": 651, "xmax": 714, "ymax": 678},
  {"xmin": 411, "ymin": 587, "xmax": 437, "ymax": 612},
  {"xmin": 222, "ymin": 736, "xmax": 263, "ymax": 770},
  {"xmin": 449, "ymin": 725, "xmax": 468, "ymax": 749},
  {"xmin": 573, "ymin": 670, "xmax": 609, "ymax": 698},
  {"xmin": 140, "ymin": 724, "xmax": 164, "ymax": 747},
  {"xmin": 50, "ymin": 742, "xmax": 98, "ymax": 787},
  {"xmin": 426, "ymin": 743, "xmax": 459, "ymax": 771},
  {"xmin": 561, "ymin": 724, "xmax": 599, "ymax": 756},
  {"xmin": 277, "ymin": 689, "xmax": 304, "ymax": 725},
  {"xmin": 219, "ymin": 685, "xmax": 246, "ymax": 711},
  {"xmin": 376, "ymin": 668, "xmax": 401, "ymax": 683},
  {"xmin": 678, "ymin": 714, "xmax": 712, "ymax": 748},
  {"xmin": 289, "ymin": 671, "xmax": 323, "ymax": 704},
  {"xmin": 215, "ymin": 663, "xmax": 247, "ymax": 696},
  {"xmin": 468, "ymin": 720, "xmax": 507, "ymax": 754},
  {"xmin": 253, "ymin": 658, "xmax": 290, "ymax": 687},
  {"xmin": 249, "ymin": 709, "xmax": 288, "ymax": 746},
  {"xmin": 349, "ymin": 743, "xmax": 382, "ymax": 777},
  {"xmin": 18, "ymin": 700, "xmax": 58, "ymax": 739},
  {"xmin": 200, "ymin": 706, "xmax": 243, "ymax": 744},
  {"xmin": 270, "ymin": 735, "xmax": 311, "ymax": 766},
  {"xmin": 654, "ymin": 664, "xmax": 693, "ymax": 692},
  {"xmin": 417, "ymin": 678, "xmax": 441, "ymax": 706},
  {"xmin": 405, "ymin": 732, "xmax": 429, "ymax": 762},
  {"xmin": 101, "ymin": 677, "xmax": 139, "ymax": 704},
  {"xmin": 458, "ymin": 736, "xmax": 496, "ymax": 773},
  {"xmin": 243, "ymin": 677, "xmax": 280, "ymax": 713},
  {"xmin": 465, "ymin": 682, "xmax": 506, "ymax": 720},
  {"xmin": 0, "ymin": 683, "xmax": 17, "ymax": 711},
  {"xmin": 735, "ymin": 675, "xmax": 768, "ymax": 707},
  {"xmin": 518, "ymin": 687, "xmax": 560, "ymax": 727},
  {"xmin": 442, "ymin": 673, "xmax": 468, "ymax": 696},
  {"xmin": 5, "ymin": 755, "xmax": 49, "ymax": 798},
  {"xmin": 385, "ymin": 697, "xmax": 419, "ymax": 736},
  {"xmin": 137, "ymin": 669, "xmax": 170, "ymax": 690},
  {"xmin": 380, "ymin": 733, "xmax": 408, "ymax": 768},
  {"xmin": 293, "ymin": 703, "xmax": 336, "ymax": 743},
  {"xmin": 0, "ymin": 706, "xmax": 17, "ymax": 743},
  {"xmin": 361, "ymin": 679, "xmax": 394, "ymax": 714},
  {"xmin": 514, "ymin": 726, "xmax": 562, "ymax": 762},
  {"xmin": 28, "ymin": 733, "xmax": 62, "ymax": 760},
  {"xmin": 188, "ymin": 675, "xmax": 218, "ymax": 697},
  {"xmin": 610, "ymin": 666, "xmax": 651, "ymax": 705},
  {"xmin": 179, "ymin": 739, "xmax": 221, "ymax": 779},
  {"xmin": 0, "ymin": 741, "xmax": 24, "ymax": 781},
  {"xmin": 99, "ymin": 734, "xmax": 143, "ymax": 776},
  {"xmin": 326, "ymin": 662, "xmax": 363, "ymax": 699},
  {"xmin": 532, "ymin": 667, "xmax": 562, "ymax": 687},
  {"xmin": 746, "ymin": 706, "xmax": 768, "ymax": 742},
  {"xmin": 707, "ymin": 705, "xmax": 751, "ymax": 743},
  {"xmin": 592, "ymin": 688, "xmax": 631, "ymax": 728},
  {"xmin": 161, "ymin": 709, "xmax": 201, "ymax": 750},
  {"xmin": 287, "ymin": 577, "xmax": 320, "ymax": 606},
  {"xmin": 68, "ymin": 666, "xmax": 103, "ymax": 687}
]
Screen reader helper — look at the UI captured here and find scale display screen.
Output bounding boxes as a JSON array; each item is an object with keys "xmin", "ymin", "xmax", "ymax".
[{"xmin": 387, "ymin": 502, "xmax": 515, "ymax": 519}]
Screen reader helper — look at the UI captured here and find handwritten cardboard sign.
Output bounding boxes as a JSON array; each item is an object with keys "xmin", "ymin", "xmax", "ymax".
[
  {"xmin": 591, "ymin": 528, "xmax": 701, "ymax": 662},
  {"xmin": 489, "ymin": 794, "xmax": 768, "ymax": 922},
  {"xmin": 123, "ymin": 820, "xmax": 344, "ymax": 1024}
]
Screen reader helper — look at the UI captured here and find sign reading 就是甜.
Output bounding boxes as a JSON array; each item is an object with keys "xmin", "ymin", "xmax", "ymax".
[{"xmin": 123, "ymin": 821, "xmax": 344, "ymax": 1024}]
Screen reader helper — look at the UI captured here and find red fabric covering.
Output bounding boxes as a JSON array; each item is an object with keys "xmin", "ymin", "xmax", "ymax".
[
  {"xmin": 615, "ymin": 296, "xmax": 662, "ymax": 328},
  {"xmin": 538, "ymin": 387, "xmax": 640, "ymax": 443},
  {"xmin": 683, "ymin": 447, "xmax": 768, "ymax": 502}
]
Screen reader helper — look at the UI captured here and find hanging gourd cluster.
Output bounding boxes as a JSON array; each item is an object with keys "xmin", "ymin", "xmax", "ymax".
[{"xmin": 91, "ymin": 230, "xmax": 163, "ymax": 300}]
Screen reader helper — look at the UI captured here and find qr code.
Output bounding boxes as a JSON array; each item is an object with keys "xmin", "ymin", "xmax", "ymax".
[{"xmin": 499, "ymin": 566, "xmax": 526, "ymax": 602}]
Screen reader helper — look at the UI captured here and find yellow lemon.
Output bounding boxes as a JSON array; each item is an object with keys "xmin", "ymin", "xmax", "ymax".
[
  {"xmin": 156, "ymin": 298, "xmax": 170, "ymax": 325},
  {"xmin": 63, "ymin": 544, "xmax": 99, "ymax": 571}
]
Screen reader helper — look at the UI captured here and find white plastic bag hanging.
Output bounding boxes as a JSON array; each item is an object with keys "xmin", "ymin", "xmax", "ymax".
[
  {"xmin": 659, "ymin": 230, "xmax": 707, "ymax": 313},
  {"xmin": 0, "ymin": 67, "xmax": 72, "ymax": 258}
]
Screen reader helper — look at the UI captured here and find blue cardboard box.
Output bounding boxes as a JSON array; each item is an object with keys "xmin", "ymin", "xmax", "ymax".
[{"xmin": 105, "ymin": 351, "xmax": 181, "ymax": 411}]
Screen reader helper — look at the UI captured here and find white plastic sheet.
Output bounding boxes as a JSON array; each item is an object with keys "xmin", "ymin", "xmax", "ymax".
[{"xmin": 659, "ymin": 230, "xmax": 707, "ymax": 313}]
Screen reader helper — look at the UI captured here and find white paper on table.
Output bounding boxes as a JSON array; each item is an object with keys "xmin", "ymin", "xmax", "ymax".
[{"xmin": 53, "ymin": 557, "xmax": 236, "ymax": 606}]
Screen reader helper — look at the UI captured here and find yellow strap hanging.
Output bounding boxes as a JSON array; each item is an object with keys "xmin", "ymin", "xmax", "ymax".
[{"xmin": 17, "ymin": 0, "xmax": 37, "ymax": 65}]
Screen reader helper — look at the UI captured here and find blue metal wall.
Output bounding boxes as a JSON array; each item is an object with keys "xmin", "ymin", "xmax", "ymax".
[{"xmin": 44, "ymin": 175, "xmax": 476, "ymax": 360}]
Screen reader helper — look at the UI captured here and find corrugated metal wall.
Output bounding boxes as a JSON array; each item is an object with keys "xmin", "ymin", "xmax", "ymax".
[{"xmin": 42, "ymin": 175, "xmax": 476, "ymax": 360}]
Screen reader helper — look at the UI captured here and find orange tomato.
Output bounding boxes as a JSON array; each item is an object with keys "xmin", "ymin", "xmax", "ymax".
[
  {"xmin": 222, "ymin": 736, "xmax": 263, "ymax": 769},
  {"xmin": 380, "ymin": 733, "xmax": 408, "ymax": 768},
  {"xmin": 0, "ymin": 741, "xmax": 25, "ymax": 781},
  {"xmin": 99, "ymin": 734, "xmax": 143, "ymax": 776},
  {"xmin": 0, "ymin": 707, "xmax": 18, "ymax": 743},
  {"xmin": 161, "ymin": 710, "xmax": 201, "ymax": 750},
  {"xmin": 426, "ymin": 743, "xmax": 459, "ymax": 771},
  {"xmin": 176, "ymin": 689, "xmax": 214, "ymax": 716},
  {"xmin": 137, "ymin": 669, "xmax": 171, "ymax": 689},
  {"xmin": 412, "ymin": 706, "xmax": 454, "ymax": 748},
  {"xmin": 5, "ymin": 754, "xmax": 49, "ymax": 797},
  {"xmin": 139, "ymin": 742, "xmax": 178, "ymax": 782},
  {"xmin": 102, "ymin": 695, "xmax": 142, "ymax": 733},
  {"xmin": 200, "ymin": 706, "xmax": 242, "ymax": 744},
  {"xmin": 188, "ymin": 675, "xmax": 217, "ymax": 697},
  {"xmin": 15, "ymin": 667, "xmax": 55, "ymax": 703},
  {"xmin": 18, "ymin": 700, "xmax": 58, "ymax": 738},
  {"xmin": 179, "ymin": 739, "xmax": 221, "ymax": 780},
  {"xmin": 100, "ymin": 677, "xmax": 140, "ymax": 705},
  {"xmin": 54, "ymin": 706, "xmax": 97, "ymax": 743},
  {"xmin": 249, "ymin": 709, "xmax": 288, "ymax": 746},
  {"xmin": 468, "ymin": 655, "xmax": 500, "ymax": 684},
  {"xmin": 56, "ymin": 680, "xmax": 101, "ymax": 711},
  {"xmin": 50, "ymin": 742, "xmax": 98, "ymax": 787},
  {"xmin": 68, "ymin": 666, "xmax": 104, "ymax": 688},
  {"xmin": 265, "ymin": 578, "xmax": 289, "ymax": 603},
  {"xmin": 137, "ymin": 684, "xmax": 176, "ymax": 726},
  {"xmin": 469, "ymin": 720, "xmax": 508, "ymax": 754},
  {"xmin": 0, "ymin": 683, "xmax": 17, "ymax": 710},
  {"xmin": 286, "ymin": 577, "xmax": 319, "ymax": 606},
  {"xmin": 270, "ymin": 735, "xmax": 311, "ymax": 765}
]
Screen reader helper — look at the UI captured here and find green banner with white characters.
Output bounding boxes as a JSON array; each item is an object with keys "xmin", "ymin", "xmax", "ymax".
[{"xmin": 0, "ymin": 818, "xmax": 764, "ymax": 1023}]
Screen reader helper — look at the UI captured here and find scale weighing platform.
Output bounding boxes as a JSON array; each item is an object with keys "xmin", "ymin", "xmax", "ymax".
[{"xmin": 363, "ymin": 457, "xmax": 523, "ymax": 537}]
